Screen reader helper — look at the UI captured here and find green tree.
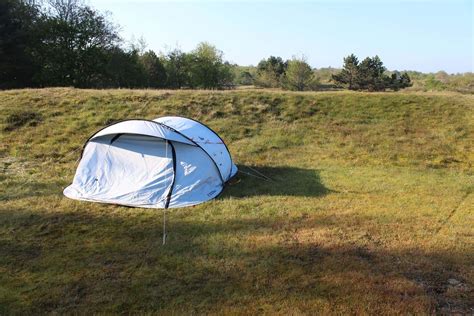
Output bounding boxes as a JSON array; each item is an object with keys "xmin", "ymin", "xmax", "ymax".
[
  {"xmin": 239, "ymin": 71, "xmax": 254, "ymax": 85},
  {"xmin": 187, "ymin": 42, "xmax": 234, "ymax": 89},
  {"xmin": 103, "ymin": 47, "xmax": 145, "ymax": 88},
  {"xmin": 254, "ymin": 56, "xmax": 287, "ymax": 88},
  {"xmin": 333, "ymin": 54, "xmax": 412, "ymax": 92},
  {"xmin": 163, "ymin": 48, "xmax": 190, "ymax": 89},
  {"xmin": 232, "ymin": 66, "xmax": 255, "ymax": 85},
  {"xmin": 140, "ymin": 50, "xmax": 167, "ymax": 88},
  {"xmin": 357, "ymin": 55, "xmax": 386, "ymax": 91},
  {"xmin": 332, "ymin": 54, "xmax": 359, "ymax": 90},
  {"xmin": 0, "ymin": 0, "xmax": 42, "ymax": 89},
  {"xmin": 387, "ymin": 71, "xmax": 412, "ymax": 91},
  {"xmin": 216, "ymin": 62, "xmax": 235, "ymax": 89},
  {"xmin": 399, "ymin": 72, "xmax": 412, "ymax": 89},
  {"xmin": 34, "ymin": 1, "xmax": 120, "ymax": 87},
  {"xmin": 281, "ymin": 56, "xmax": 317, "ymax": 91}
]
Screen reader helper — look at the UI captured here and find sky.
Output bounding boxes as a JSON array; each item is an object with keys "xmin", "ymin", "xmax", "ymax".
[{"xmin": 88, "ymin": 0, "xmax": 473, "ymax": 73}]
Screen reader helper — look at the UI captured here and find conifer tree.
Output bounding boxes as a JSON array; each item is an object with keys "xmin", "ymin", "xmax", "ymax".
[{"xmin": 332, "ymin": 54, "xmax": 359, "ymax": 90}]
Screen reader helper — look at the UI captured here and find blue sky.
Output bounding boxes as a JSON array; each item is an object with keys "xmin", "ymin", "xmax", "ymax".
[{"xmin": 88, "ymin": 0, "xmax": 473, "ymax": 73}]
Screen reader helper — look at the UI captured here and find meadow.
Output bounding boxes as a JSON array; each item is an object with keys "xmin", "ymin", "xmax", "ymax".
[{"xmin": 0, "ymin": 88, "xmax": 472, "ymax": 314}]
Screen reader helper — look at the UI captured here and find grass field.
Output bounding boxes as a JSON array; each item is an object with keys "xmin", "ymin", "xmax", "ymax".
[{"xmin": 0, "ymin": 88, "xmax": 473, "ymax": 314}]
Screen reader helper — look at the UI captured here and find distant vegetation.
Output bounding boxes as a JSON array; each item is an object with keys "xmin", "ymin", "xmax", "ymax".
[
  {"xmin": 332, "ymin": 54, "xmax": 412, "ymax": 91},
  {"xmin": 245, "ymin": 54, "xmax": 413, "ymax": 92},
  {"xmin": 404, "ymin": 71, "xmax": 474, "ymax": 94},
  {"xmin": 1, "ymin": 0, "xmax": 472, "ymax": 93}
]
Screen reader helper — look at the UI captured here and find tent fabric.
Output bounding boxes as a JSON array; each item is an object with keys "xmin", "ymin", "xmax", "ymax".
[
  {"xmin": 154, "ymin": 116, "xmax": 235, "ymax": 181},
  {"xmin": 64, "ymin": 117, "xmax": 237, "ymax": 208}
]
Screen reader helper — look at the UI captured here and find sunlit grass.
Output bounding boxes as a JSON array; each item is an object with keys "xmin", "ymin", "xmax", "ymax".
[{"xmin": 0, "ymin": 88, "xmax": 473, "ymax": 314}]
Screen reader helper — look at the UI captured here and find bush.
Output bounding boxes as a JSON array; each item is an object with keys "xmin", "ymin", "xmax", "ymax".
[
  {"xmin": 424, "ymin": 76, "xmax": 446, "ymax": 91},
  {"xmin": 254, "ymin": 56, "xmax": 287, "ymax": 88},
  {"xmin": 281, "ymin": 57, "xmax": 318, "ymax": 91}
]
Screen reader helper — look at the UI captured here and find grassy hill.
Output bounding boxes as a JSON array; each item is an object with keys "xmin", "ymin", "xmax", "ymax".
[{"xmin": 0, "ymin": 88, "xmax": 473, "ymax": 314}]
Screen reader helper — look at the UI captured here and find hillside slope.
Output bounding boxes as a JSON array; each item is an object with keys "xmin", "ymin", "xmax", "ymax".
[{"xmin": 0, "ymin": 88, "xmax": 473, "ymax": 314}]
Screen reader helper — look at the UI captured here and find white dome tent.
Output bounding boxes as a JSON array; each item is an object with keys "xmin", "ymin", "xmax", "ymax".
[{"xmin": 64, "ymin": 116, "xmax": 237, "ymax": 209}]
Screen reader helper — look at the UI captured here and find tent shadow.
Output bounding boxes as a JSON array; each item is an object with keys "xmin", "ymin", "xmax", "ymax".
[{"xmin": 221, "ymin": 165, "xmax": 330, "ymax": 198}]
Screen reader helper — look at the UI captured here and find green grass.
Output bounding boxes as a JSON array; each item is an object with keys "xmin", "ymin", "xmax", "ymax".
[{"xmin": 0, "ymin": 88, "xmax": 473, "ymax": 314}]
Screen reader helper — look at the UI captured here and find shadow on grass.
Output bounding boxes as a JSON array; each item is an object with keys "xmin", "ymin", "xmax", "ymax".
[
  {"xmin": 0, "ymin": 166, "xmax": 328, "ymax": 201},
  {"xmin": 0, "ymin": 208, "xmax": 471, "ymax": 314},
  {"xmin": 222, "ymin": 165, "xmax": 330, "ymax": 198}
]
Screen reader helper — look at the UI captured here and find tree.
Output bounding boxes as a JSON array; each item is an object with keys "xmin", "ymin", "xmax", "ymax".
[
  {"xmin": 47, "ymin": 0, "xmax": 82, "ymax": 22},
  {"xmin": 216, "ymin": 62, "xmax": 235, "ymax": 89},
  {"xmin": 399, "ymin": 72, "xmax": 412, "ymax": 89},
  {"xmin": 34, "ymin": 0, "xmax": 120, "ymax": 87},
  {"xmin": 356, "ymin": 55, "xmax": 386, "ymax": 91},
  {"xmin": 386, "ymin": 71, "xmax": 412, "ymax": 91},
  {"xmin": 239, "ymin": 71, "xmax": 254, "ymax": 85},
  {"xmin": 281, "ymin": 56, "xmax": 317, "ymax": 91},
  {"xmin": 187, "ymin": 42, "xmax": 234, "ymax": 89},
  {"xmin": 163, "ymin": 48, "xmax": 190, "ymax": 89},
  {"xmin": 140, "ymin": 50, "xmax": 166, "ymax": 88},
  {"xmin": 331, "ymin": 54, "xmax": 359, "ymax": 90},
  {"xmin": 333, "ymin": 54, "xmax": 412, "ymax": 91},
  {"xmin": 0, "ymin": 0, "xmax": 42, "ymax": 89},
  {"xmin": 103, "ymin": 47, "xmax": 145, "ymax": 88},
  {"xmin": 254, "ymin": 56, "xmax": 287, "ymax": 88},
  {"xmin": 233, "ymin": 66, "xmax": 255, "ymax": 85}
]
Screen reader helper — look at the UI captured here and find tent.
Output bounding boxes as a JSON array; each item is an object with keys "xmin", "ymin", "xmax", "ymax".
[{"xmin": 64, "ymin": 116, "xmax": 237, "ymax": 208}]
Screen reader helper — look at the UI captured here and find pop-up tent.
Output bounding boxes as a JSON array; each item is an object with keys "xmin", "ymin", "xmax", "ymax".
[{"xmin": 64, "ymin": 116, "xmax": 237, "ymax": 208}]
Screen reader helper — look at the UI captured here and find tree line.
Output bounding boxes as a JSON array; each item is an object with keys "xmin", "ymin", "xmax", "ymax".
[
  {"xmin": 2, "ymin": 0, "xmax": 414, "ymax": 91},
  {"xmin": 1, "ymin": 0, "xmax": 233, "ymax": 89},
  {"xmin": 250, "ymin": 54, "xmax": 412, "ymax": 91}
]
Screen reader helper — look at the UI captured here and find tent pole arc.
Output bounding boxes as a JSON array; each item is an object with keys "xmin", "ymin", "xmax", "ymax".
[{"xmin": 164, "ymin": 141, "xmax": 176, "ymax": 209}]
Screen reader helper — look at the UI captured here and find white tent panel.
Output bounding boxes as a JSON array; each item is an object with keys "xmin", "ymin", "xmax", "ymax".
[
  {"xmin": 168, "ymin": 142, "xmax": 223, "ymax": 208},
  {"xmin": 64, "ymin": 135, "xmax": 174, "ymax": 207},
  {"xmin": 154, "ymin": 116, "xmax": 236, "ymax": 181},
  {"xmin": 91, "ymin": 120, "xmax": 195, "ymax": 146}
]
